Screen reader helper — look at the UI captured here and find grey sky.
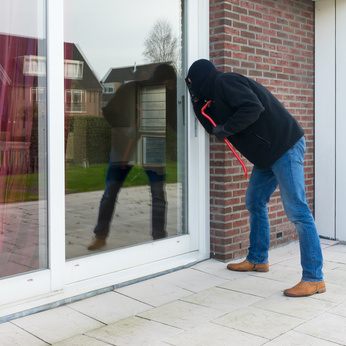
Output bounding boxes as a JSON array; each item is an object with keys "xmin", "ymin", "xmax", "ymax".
[
  {"xmin": 64, "ymin": 0, "xmax": 181, "ymax": 79},
  {"xmin": 0, "ymin": 0, "xmax": 181, "ymax": 80},
  {"xmin": 0, "ymin": 0, "xmax": 46, "ymax": 38}
]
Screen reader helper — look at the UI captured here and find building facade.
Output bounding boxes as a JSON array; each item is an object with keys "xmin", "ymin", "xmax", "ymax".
[{"xmin": 0, "ymin": 0, "xmax": 343, "ymax": 321}]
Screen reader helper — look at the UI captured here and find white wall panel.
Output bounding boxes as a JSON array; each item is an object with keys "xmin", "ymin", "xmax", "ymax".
[
  {"xmin": 315, "ymin": 0, "xmax": 336, "ymax": 239},
  {"xmin": 336, "ymin": 0, "xmax": 346, "ymax": 241}
]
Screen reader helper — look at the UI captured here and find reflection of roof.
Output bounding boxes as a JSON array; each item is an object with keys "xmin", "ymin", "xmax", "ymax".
[
  {"xmin": 0, "ymin": 33, "xmax": 102, "ymax": 91},
  {"xmin": 64, "ymin": 42, "xmax": 102, "ymax": 90},
  {"xmin": 102, "ymin": 62, "xmax": 162, "ymax": 84}
]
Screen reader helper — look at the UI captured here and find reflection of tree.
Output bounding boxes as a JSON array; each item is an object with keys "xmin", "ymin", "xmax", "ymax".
[{"xmin": 143, "ymin": 19, "xmax": 177, "ymax": 66}]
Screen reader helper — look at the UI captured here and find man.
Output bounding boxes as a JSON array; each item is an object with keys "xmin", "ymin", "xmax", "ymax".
[
  {"xmin": 88, "ymin": 64, "xmax": 176, "ymax": 250},
  {"xmin": 186, "ymin": 59, "xmax": 325, "ymax": 297}
]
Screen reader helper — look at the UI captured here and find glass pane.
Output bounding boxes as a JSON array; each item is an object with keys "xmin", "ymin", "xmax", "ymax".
[
  {"xmin": 64, "ymin": 0, "xmax": 187, "ymax": 259},
  {"xmin": 0, "ymin": 0, "xmax": 48, "ymax": 278}
]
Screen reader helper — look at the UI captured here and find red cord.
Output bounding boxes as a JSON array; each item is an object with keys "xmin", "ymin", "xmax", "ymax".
[{"xmin": 201, "ymin": 100, "xmax": 248, "ymax": 179}]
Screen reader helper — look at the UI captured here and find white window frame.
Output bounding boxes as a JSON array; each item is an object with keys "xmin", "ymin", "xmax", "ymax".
[
  {"xmin": 23, "ymin": 55, "xmax": 47, "ymax": 76},
  {"xmin": 0, "ymin": 0, "xmax": 63, "ymax": 316},
  {"xmin": 0, "ymin": 0, "xmax": 211, "ymax": 319},
  {"xmin": 64, "ymin": 59, "xmax": 84, "ymax": 79},
  {"xmin": 65, "ymin": 89, "xmax": 86, "ymax": 113}
]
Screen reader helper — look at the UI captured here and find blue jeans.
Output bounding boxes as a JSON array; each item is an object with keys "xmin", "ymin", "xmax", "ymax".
[
  {"xmin": 94, "ymin": 163, "xmax": 167, "ymax": 240},
  {"xmin": 245, "ymin": 137, "xmax": 324, "ymax": 282}
]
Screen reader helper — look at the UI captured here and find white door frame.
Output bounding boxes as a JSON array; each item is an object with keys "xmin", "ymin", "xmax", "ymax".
[{"xmin": 64, "ymin": 0, "xmax": 211, "ymax": 294}]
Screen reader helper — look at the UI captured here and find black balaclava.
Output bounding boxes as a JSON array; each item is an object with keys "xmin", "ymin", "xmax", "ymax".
[{"xmin": 186, "ymin": 59, "xmax": 216, "ymax": 100}]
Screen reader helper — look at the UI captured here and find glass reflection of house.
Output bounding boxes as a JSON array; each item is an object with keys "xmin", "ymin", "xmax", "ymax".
[
  {"xmin": 0, "ymin": 34, "xmax": 104, "ymax": 173},
  {"xmin": 0, "ymin": 33, "xmax": 45, "ymax": 179},
  {"xmin": 64, "ymin": 42, "xmax": 105, "ymax": 167},
  {"xmin": 64, "ymin": 43, "xmax": 102, "ymax": 116}
]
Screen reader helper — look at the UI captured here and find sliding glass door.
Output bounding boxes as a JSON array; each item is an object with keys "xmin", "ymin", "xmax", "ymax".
[
  {"xmin": 64, "ymin": 0, "xmax": 187, "ymax": 260},
  {"xmin": 0, "ymin": 0, "xmax": 210, "ymax": 317},
  {"xmin": 0, "ymin": 0, "xmax": 48, "ymax": 279}
]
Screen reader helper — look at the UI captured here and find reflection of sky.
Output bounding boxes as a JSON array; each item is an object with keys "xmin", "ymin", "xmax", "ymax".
[
  {"xmin": 65, "ymin": 0, "xmax": 181, "ymax": 80},
  {"xmin": 0, "ymin": 0, "xmax": 181, "ymax": 80},
  {"xmin": 0, "ymin": 0, "xmax": 46, "ymax": 38}
]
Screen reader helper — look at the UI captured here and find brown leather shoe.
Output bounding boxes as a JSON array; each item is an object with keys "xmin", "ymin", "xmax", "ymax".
[
  {"xmin": 227, "ymin": 259, "xmax": 269, "ymax": 272},
  {"xmin": 87, "ymin": 238, "xmax": 106, "ymax": 250},
  {"xmin": 284, "ymin": 280, "xmax": 326, "ymax": 297}
]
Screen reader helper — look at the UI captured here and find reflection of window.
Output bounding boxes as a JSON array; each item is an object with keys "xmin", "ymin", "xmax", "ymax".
[
  {"xmin": 64, "ymin": 60, "xmax": 83, "ymax": 79},
  {"xmin": 31, "ymin": 87, "xmax": 46, "ymax": 102},
  {"xmin": 103, "ymin": 83, "xmax": 115, "ymax": 94},
  {"xmin": 139, "ymin": 85, "xmax": 166, "ymax": 133},
  {"xmin": 65, "ymin": 89, "xmax": 85, "ymax": 112},
  {"xmin": 23, "ymin": 56, "xmax": 46, "ymax": 76},
  {"xmin": 143, "ymin": 137, "xmax": 166, "ymax": 165}
]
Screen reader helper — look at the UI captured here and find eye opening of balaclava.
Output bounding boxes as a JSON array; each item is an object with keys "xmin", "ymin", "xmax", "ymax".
[{"xmin": 186, "ymin": 59, "xmax": 216, "ymax": 101}]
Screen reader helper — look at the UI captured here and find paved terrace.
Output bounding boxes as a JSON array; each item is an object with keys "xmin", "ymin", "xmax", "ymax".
[
  {"xmin": 0, "ymin": 183, "xmax": 181, "ymax": 277},
  {"xmin": 65, "ymin": 183, "xmax": 182, "ymax": 259},
  {"xmin": 1, "ymin": 239, "xmax": 346, "ymax": 345}
]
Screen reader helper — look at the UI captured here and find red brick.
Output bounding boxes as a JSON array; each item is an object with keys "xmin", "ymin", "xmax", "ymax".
[
  {"xmin": 233, "ymin": 6, "xmax": 247, "ymax": 15},
  {"xmin": 255, "ymin": 4, "xmax": 269, "ymax": 13}
]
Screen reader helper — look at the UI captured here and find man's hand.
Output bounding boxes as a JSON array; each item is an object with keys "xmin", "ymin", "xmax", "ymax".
[{"xmin": 212, "ymin": 125, "xmax": 232, "ymax": 140}]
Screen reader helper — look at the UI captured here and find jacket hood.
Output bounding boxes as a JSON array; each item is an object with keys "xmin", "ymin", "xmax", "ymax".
[
  {"xmin": 200, "ymin": 69, "xmax": 223, "ymax": 100},
  {"xmin": 186, "ymin": 59, "xmax": 217, "ymax": 99}
]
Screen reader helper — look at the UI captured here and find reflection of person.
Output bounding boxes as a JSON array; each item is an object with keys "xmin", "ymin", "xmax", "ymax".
[
  {"xmin": 186, "ymin": 59, "xmax": 325, "ymax": 298},
  {"xmin": 88, "ymin": 64, "xmax": 176, "ymax": 250}
]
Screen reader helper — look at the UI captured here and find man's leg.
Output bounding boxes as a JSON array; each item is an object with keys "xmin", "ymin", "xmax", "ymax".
[
  {"xmin": 272, "ymin": 137, "xmax": 324, "ymax": 284},
  {"xmin": 245, "ymin": 166, "xmax": 279, "ymax": 265},
  {"xmin": 146, "ymin": 168, "xmax": 167, "ymax": 240},
  {"xmin": 89, "ymin": 163, "xmax": 130, "ymax": 249},
  {"xmin": 227, "ymin": 166, "xmax": 278, "ymax": 271}
]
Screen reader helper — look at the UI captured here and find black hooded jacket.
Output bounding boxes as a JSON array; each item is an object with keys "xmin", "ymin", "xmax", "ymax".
[{"xmin": 192, "ymin": 69, "xmax": 304, "ymax": 168}]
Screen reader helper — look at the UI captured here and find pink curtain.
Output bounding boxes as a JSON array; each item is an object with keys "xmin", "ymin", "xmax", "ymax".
[{"xmin": 0, "ymin": 32, "xmax": 44, "ymax": 277}]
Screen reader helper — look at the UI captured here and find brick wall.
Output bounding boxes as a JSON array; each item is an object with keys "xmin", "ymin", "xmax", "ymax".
[{"xmin": 209, "ymin": 0, "xmax": 315, "ymax": 261}]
